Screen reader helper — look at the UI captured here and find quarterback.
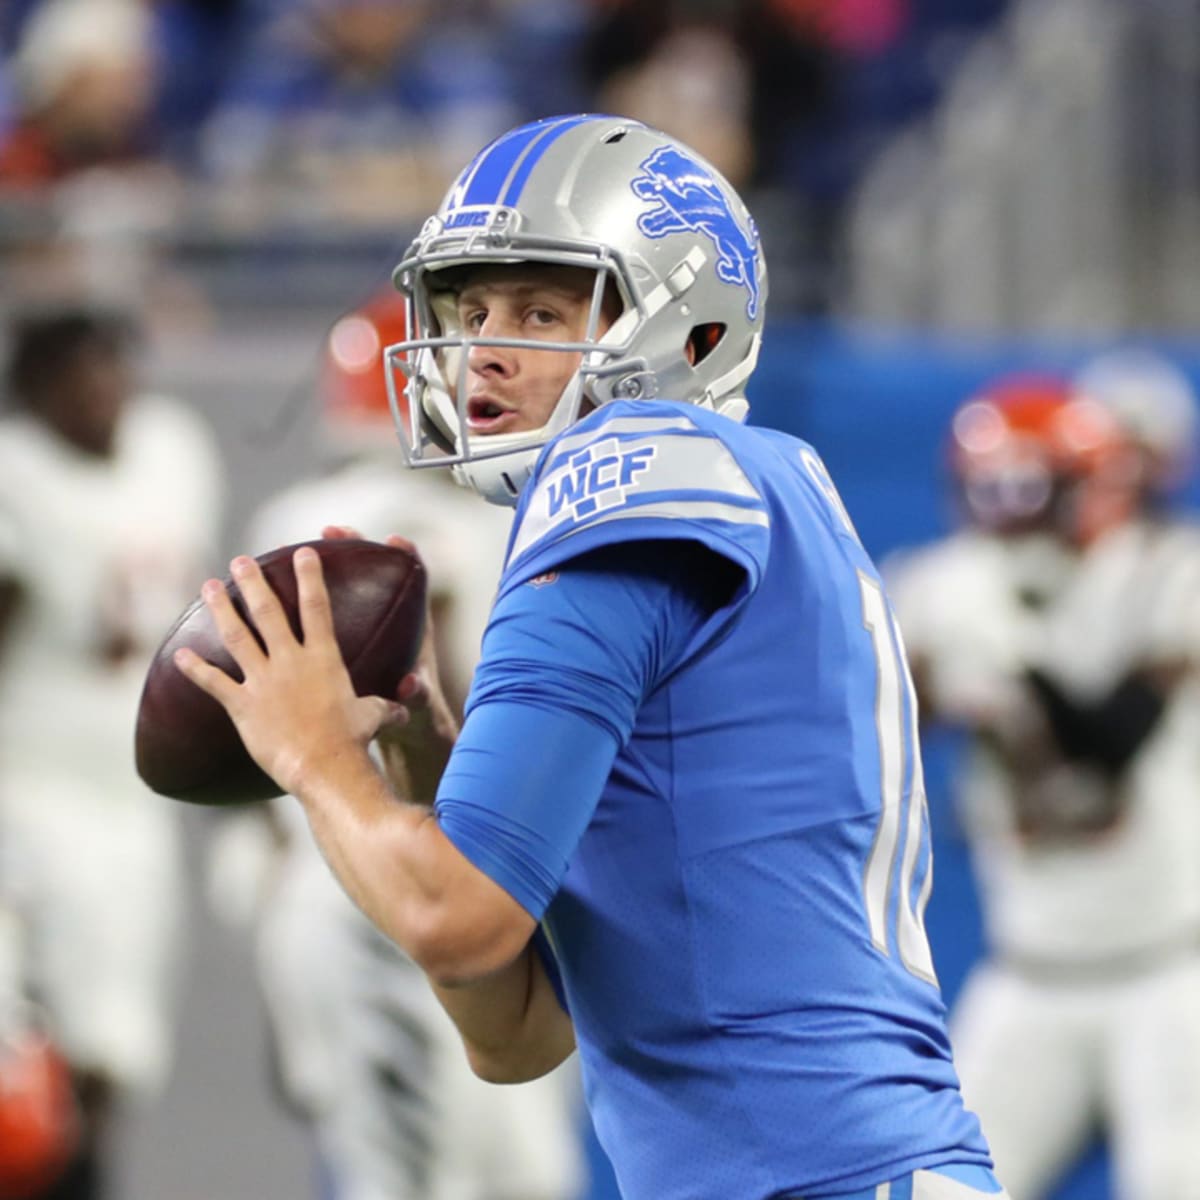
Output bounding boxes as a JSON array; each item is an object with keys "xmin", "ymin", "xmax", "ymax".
[{"xmin": 178, "ymin": 115, "xmax": 1008, "ymax": 1200}]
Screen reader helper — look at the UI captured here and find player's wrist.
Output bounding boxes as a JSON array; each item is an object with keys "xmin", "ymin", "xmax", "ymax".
[{"xmin": 284, "ymin": 735, "xmax": 384, "ymax": 811}]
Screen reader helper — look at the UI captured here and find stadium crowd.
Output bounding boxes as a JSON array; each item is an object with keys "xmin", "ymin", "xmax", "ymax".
[{"xmin": 0, "ymin": 0, "xmax": 1009, "ymax": 316}]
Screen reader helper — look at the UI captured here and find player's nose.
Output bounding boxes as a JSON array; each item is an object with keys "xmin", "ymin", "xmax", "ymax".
[{"xmin": 466, "ymin": 315, "xmax": 517, "ymax": 375}]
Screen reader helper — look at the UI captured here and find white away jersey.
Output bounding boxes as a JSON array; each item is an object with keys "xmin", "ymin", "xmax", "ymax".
[
  {"xmin": 889, "ymin": 521, "xmax": 1200, "ymax": 966},
  {"xmin": 0, "ymin": 397, "xmax": 223, "ymax": 779}
]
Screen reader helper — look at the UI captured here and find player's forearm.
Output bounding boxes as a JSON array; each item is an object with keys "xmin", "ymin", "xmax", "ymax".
[
  {"xmin": 431, "ymin": 943, "xmax": 576, "ymax": 1084},
  {"xmin": 296, "ymin": 747, "xmax": 440, "ymax": 944},
  {"xmin": 294, "ymin": 745, "xmax": 533, "ymax": 983}
]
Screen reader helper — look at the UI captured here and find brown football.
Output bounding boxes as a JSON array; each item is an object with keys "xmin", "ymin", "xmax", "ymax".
[{"xmin": 135, "ymin": 538, "xmax": 426, "ymax": 806}]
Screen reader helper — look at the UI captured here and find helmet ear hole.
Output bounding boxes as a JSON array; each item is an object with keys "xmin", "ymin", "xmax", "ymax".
[{"xmin": 687, "ymin": 323, "xmax": 726, "ymax": 366}]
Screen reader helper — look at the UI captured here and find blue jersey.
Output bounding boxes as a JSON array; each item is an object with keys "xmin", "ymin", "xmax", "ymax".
[{"xmin": 435, "ymin": 401, "xmax": 990, "ymax": 1199}]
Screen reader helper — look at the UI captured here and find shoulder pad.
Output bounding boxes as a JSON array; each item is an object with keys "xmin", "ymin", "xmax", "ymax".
[{"xmin": 503, "ymin": 405, "xmax": 770, "ymax": 589}]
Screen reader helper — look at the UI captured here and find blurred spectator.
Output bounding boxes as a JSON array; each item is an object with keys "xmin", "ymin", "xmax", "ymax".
[
  {"xmin": 152, "ymin": 0, "xmax": 249, "ymax": 151},
  {"xmin": 198, "ymin": 0, "xmax": 517, "ymax": 226},
  {"xmin": 490, "ymin": 0, "xmax": 591, "ymax": 128},
  {"xmin": 207, "ymin": 288, "xmax": 584, "ymax": 1200},
  {"xmin": 888, "ymin": 373, "xmax": 1200, "ymax": 1200},
  {"xmin": 576, "ymin": 0, "xmax": 956, "ymax": 312},
  {"xmin": 0, "ymin": 0, "xmax": 249, "ymax": 177},
  {"xmin": 0, "ymin": 0, "xmax": 208, "ymax": 333},
  {"xmin": 581, "ymin": 0, "xmax": 836, "ymax": 190},
  {"xmin": 0, "ymin": 0, "xmax": 163, "ymax": 187},
  {"xmin": 0, "ymin": 0, "xmax": 39, "ymax": 53},
  {"xmin": 0, "ymin": 305, "xmax": 225, "ymax": 1200}
]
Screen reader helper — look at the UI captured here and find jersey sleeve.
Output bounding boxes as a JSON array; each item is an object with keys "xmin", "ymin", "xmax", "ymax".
[
  {"xmin": 500, "ymin": 402, "xmax": 771, "ymax": 598},
  {"xmin": 434, "ymin": 539, "xmax": 735, "ymax": 920}
]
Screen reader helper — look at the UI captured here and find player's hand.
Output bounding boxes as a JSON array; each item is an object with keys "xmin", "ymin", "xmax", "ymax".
[
  {"xmin": 379, "ymin": 572, "xmax": 459, "ymax": 806},
  {"xmin": 320, "ymin": 524, "xmax": 458, "ymax": 804},
  {"xmin": 173, "ymin": 549, "xmax": 404, "ymax": 798},
  {"xmin": 380, "ymin": 604, "xmax": 458, "ymax": 744}
]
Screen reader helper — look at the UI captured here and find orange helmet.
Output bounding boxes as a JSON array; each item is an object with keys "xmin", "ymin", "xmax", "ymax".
[
  {"xmin": 949, "ymin": 374, "xmax": 1139, "ymax": 544},
  {"xmin": 0, "ymin": 1022, "xmax": 79, "ymax": 1198},
  {"xmin": 320, "ymin": 288, "xmax": 410, "ymax": 448}
]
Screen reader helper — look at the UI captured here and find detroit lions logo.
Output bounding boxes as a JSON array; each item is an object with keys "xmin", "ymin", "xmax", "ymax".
[{"xmin": 631, "ymin": 147, "xmax": 762, "ymax": 321}]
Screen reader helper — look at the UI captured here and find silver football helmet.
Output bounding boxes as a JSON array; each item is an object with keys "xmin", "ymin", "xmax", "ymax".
[{"xmin": 384, "ymin": 114, "xmax": 768, "ymax": 505}]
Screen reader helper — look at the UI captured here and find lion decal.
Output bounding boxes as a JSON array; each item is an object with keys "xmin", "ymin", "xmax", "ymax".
[{"xmin": 631, "ymin": 146, "xmax": 762, "ymax": 321}]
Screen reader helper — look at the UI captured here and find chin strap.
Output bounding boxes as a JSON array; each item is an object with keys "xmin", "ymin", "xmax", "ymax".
[{"xmin": 455, "ymin": 448, "xmax": 538, "ymax": 507}]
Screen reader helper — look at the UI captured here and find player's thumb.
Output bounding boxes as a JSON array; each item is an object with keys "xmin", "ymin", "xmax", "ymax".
[{"xmin": 362, "ymin": 695, "xmax": 408, "ymax": 736}]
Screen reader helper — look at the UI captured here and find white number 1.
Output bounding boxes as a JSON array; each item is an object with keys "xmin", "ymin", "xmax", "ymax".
[{"xmin": 858, "ymin": 572, "xmax": 937, "ymax": 984}]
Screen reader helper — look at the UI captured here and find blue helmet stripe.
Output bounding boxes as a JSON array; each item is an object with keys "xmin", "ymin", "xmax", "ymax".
[
  {"xmin": 457, "ymin": 115, "xmax": 595, "ymax": 209},
  {"xmin": 498, "ymin": 114, "xmax": 595, "ymax": 206},
  {"xmin": 457, "ymin": 122, "xmax": 547, "ymax": 208}
]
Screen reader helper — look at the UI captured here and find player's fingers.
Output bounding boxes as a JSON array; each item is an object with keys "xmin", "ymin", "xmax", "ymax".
[
  {"xmin": 229, "ymin": 556, "xmax": 295, "ymax": 651},
  {"xmin": 396, "ymin": 670, "xmax": 429, "ymax": 706},
  {"xmin": 384, "ymin": 533, "xmax": 419, "ymax": 558},
  {"xmin": 366, "ymin": 696, "xmax": 408, "ymax": 733},
  {"xmin": 173, "ymin": 645, "xmax": 242, "ymax": 708},
  {"xmin": 201, "ymin": 577, "xmax": 267, "ymax": 673},
  {"xmin": 321, "ymin": 524, "xmax": 363, "ymax": 541},
  {"xmin": 294, "ymin": 546, "xmax": 336, "ymax": 644}
]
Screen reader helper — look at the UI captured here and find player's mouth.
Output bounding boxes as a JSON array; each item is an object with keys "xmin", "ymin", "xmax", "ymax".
[{"xmin": 466, "ymin": 397, "xmax": 520, "ymax": 435}]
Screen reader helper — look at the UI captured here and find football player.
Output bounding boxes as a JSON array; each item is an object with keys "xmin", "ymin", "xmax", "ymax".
[
  {"xmin": 209, "ymin": 289, "xmax": 582, "ymax": 1200},
  {"xmin": 889, "ymin": 374, "xmax": 1200, "ymax": 1199},
  {"xmin": 0, "ymin": 306, "xmax": 224, "ymax": 1199},
  {"xmin": 178, "ymin": 115, "xmax": 1009, "ymax": 1200}
]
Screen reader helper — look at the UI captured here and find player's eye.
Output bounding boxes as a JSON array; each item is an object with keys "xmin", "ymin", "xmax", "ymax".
[
  {"xmin": 461, "ymin": 308, "xmax": 487, "ymax": 332},
  {"xmin": 526, "ymin": 306, "xmax": 560, "ymax": 327}
]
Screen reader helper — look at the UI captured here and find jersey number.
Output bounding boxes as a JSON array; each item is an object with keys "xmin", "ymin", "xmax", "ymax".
[{"xmin": 859, "ymin": 573, "xmax": 937, "ymax": 984}]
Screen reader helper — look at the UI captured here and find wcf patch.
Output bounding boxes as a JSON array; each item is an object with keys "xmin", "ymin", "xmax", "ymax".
[{"xmin": 545, "ymin": 438, "xmax": 657, "ymax": 522}]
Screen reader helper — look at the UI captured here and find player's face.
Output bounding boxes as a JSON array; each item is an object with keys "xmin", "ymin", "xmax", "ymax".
[
  {"xmin": 452, "ymin": 264, "xmax": 620, "ymax": 437},
  {"xmin": 39, "ymin": 343, "xmax": 129, "ymax": 458}
]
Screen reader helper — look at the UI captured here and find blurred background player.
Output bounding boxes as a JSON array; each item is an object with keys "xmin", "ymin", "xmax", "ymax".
[
  {"xmin": 888, "ymin": 374, "xmax": 1200, "ymax": 1200},
  {"xmin": 207, "ymin": 288, "xmax": 585, "ymax": 1200},
  {"xmin": 0, "ymin": 305, "xmax": 225, "ymax": 1199}
]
